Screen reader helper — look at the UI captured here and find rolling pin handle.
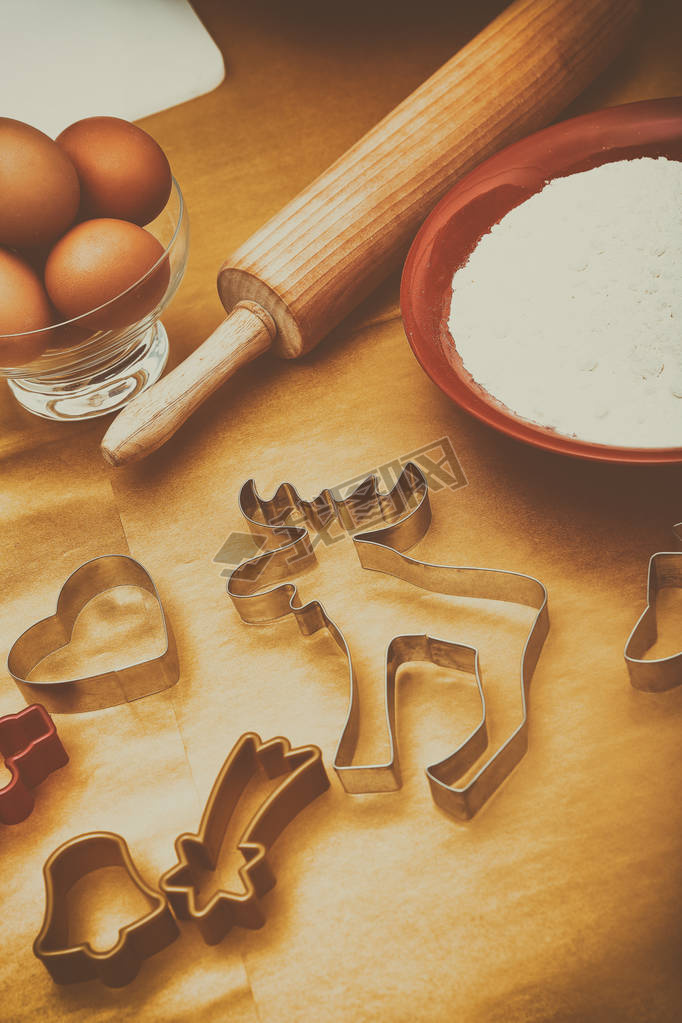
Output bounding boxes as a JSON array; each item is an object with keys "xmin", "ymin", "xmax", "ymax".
[{"xmin": 101, "ymin": 301, "xmax": 276, "ymax": 467}]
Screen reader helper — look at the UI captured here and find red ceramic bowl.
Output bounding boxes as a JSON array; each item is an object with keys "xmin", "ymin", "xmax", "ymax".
[{"xmin": 401, "ymin": 97, "xmax": 682, "ymax": 464}]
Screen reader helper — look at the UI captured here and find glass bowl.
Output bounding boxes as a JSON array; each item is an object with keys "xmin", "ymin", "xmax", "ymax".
[{"xmin": 0, "ymin": 178, "xmax": 188, "ymax": 421}]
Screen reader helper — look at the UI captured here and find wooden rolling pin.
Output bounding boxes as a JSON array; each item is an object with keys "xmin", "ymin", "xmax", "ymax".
[{"xmin": 102, "ymin": 0, "xmax": 640, "ymax": 465}]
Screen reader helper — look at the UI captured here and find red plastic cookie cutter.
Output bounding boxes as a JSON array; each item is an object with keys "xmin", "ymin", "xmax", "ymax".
[{"xmin": 0, "ymin": 704, "xmax": 68, "ymax": 825}]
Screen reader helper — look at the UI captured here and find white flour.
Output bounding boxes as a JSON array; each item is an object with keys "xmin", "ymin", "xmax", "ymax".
[{"xmin": 448, "ymin": 157, "xmax": 682, "ymax": 448}]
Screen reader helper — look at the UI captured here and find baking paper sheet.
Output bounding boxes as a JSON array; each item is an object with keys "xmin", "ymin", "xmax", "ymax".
[{"xmin": 1, "ymin": 2, "xmax": 681, "ymax": 1019}]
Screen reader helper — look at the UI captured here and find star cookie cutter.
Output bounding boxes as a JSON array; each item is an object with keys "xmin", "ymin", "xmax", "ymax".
[
  {"xmin": 624, "ymin": 524, "xmax": 682, "ymax": 691},
  {"xmin": 159, "ymin": 732, "xmax": 329, "ymax": 945},
  {"xmin": 8, "ymin": 556, "xmax": 179, "ymax": 713},
  {"xmin": 227, "ymin": 463, "xmax": 549, "ymax": 820},
  {"xmin": 0, "ymin": 704, "xmax": 68, "ymax": 825},
  {"xmin": 34, "ymin": 831, "xmax": 179, "ymax": 987}
]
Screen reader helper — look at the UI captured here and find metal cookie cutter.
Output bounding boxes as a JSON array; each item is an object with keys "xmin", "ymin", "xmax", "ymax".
[
  {"xmin": 34, "ymin": 831, "xmax": 179, "ymax": 987},
  {"xmin": 624, "ymin": 524, "xmax": 682, "ymax": 692},
  {"xmin": 0, "ymin": 704, "xmax": 68, "ymax": 825},
  {"xmin": 160, "ymin": 732, "xmax": 329, "ymax": 945},
  {"xmin": 227, "ymin": 463, "xmax": 549, "ymax": 820},
  {"xmin": 8, "ymin": 556, "xmax": 179, "ymax": 713}
]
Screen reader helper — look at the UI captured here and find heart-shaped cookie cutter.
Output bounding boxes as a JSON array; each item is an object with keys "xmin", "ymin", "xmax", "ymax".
[
  {"xmin": 34, "ymin": 831, "xmax": 179, "ymax": 986},
  {"xmin": 8, "ymin": 556, "xmax": 179, "ymax": 713},
  {"xmin": 0, "ymin": 704, "xmax": 68, "ymax": 825}
]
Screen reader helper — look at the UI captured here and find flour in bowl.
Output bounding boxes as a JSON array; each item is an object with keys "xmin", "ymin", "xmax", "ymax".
[{"xmin": 448, "ymin": 157, "xmax": 682, "ymax": 448}]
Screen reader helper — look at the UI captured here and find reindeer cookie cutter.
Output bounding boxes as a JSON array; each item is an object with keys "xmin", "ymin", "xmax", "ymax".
[{"xmin": 227, "ymin": 463, "xmax": 549, "ymax": 820}]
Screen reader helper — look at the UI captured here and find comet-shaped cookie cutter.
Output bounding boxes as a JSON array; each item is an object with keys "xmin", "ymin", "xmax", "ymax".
[
  {"xmin": 227, "ymin": 463, "xmax": 549, "ymax": 820},
  {"xmin": 8, "ymin": 555, "xmax": 179, "ymax": 713},
  {"xmin": 624, "ymin": 524, "xmax": 682, "ymax": 691},
  {"xmin": 159, "ymin": 733, "xmax": 329, "ymax": 945},
  {"xmin": 0, "ymin": 704, "xmax": 68, "ymax": 825},
  {"xmin": 34, "ymin": 831, "xmax": 179, "ymax": 987}
]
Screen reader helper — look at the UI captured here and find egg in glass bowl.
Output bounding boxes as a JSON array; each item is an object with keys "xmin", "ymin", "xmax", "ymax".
[{"xmin": 0, "ymin": 116, "xmax": 188, "ymax": 421}]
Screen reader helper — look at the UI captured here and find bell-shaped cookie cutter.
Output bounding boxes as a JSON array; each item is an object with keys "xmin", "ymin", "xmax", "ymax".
[
  {"xmin": 227, "ymin": 463, "xmax": 549, "ymax": 819},
  {"xmin": 160, "ymin": 732, "xmax": 329, "ymax": 944},
  {"xmin": 34, "ymin": 831, "xmax": 179, "ymax": 987},
  {"xmin": 0, "ymin": 704, "xmax": 68, "ymax": 825},
  {"xmin": 8, "ymin": 556, "xmax": 179, "ymax": 713}
]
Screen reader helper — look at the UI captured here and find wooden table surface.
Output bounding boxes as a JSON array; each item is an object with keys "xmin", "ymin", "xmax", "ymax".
[{"xmin": 1, "ymin": 3, "xmax": 681, "ymax": 1021}]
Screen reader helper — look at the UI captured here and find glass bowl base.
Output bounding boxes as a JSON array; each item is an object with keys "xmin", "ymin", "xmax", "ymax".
[{"xmin": 7, "ymin": 321, "xmax": 169, "ymax": 422}]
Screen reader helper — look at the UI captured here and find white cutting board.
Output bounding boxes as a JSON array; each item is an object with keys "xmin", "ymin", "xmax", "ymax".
[{"xmin": 1, "ymin": 0, "xmax": 225, "ymax": 137}]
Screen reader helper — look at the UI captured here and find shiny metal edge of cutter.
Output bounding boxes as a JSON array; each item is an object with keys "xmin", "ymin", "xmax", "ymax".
[
  {"xmin": 159, "ymin": 732, "xmax": 329, "ymax": 945},
  {"xmin": 624, "ymin": 523, "xmax": 682, "ymax": 692},
  {"xmin": 34, "ymin": 830, "xmax": 179, "ymax": 987},
  {"xmin": 7, "ymin": 555, "xmax": 179, "ymax": 713},
  {"xmin": 226, "ymin": 463, "xmax": 549, "ymax": 820}
]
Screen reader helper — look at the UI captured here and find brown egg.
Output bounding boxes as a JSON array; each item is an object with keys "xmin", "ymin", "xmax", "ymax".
[
  {"xmin": 45, "ymin": 218, "xmax": 170, "ymax": 331},
  {"xmin": 0, "ymin": 247, "xmax": 52, "ymax": 366},
  {"xmin": 49, "ymin": 317, "xmax": 93, "ymax": 350},
  {"xmin": 57, "ymin": 117, "xmax": 172, "ymax": 226},
  {"xmin": 0, "ymin": 118, "xmax": 80, "ymax": 249}
]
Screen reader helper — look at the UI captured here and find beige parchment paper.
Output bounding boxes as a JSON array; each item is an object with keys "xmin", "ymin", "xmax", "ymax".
[{"xmin": 1, "ymin": 2, "xmax": 681, "ymax": 1020}]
